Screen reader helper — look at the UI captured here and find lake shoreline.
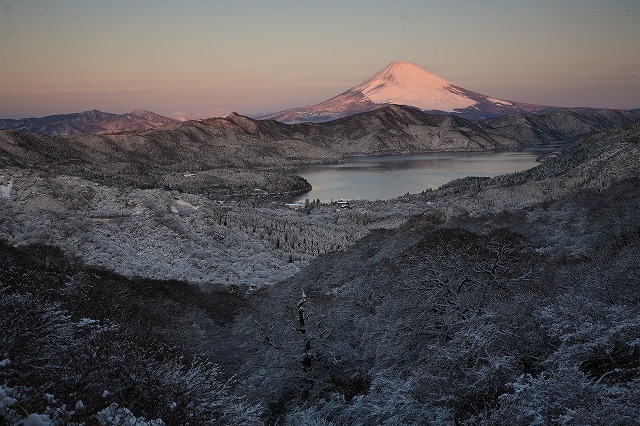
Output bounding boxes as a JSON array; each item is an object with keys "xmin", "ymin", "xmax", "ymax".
[{"xmin": 292, "ymin": 145, "xmax": 564, "ymax": 202}]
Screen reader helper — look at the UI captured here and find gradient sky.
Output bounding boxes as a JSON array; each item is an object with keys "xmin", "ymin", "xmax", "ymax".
[{"xmin": 1, "ymin": 0, "xmax": 638, "ymax": 119}]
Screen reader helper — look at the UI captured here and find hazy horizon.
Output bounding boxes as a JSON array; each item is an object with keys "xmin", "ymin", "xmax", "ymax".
[{"xmin": 1, "ymin": 0, "xmax": 638, "ymax": 119}]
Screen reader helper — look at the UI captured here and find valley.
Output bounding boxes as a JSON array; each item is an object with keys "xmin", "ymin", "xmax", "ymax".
[
  {"xmin": 1, "ymin": 115, "xmax": 639, "ymax": 424},
  {"xmin": 1, "ymin": 107, "xmax": 638, "ymax": 289}
]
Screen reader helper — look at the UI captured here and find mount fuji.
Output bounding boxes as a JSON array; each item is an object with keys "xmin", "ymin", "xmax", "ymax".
[{"xmin": 261, "ymin": 61, "xmax": 554, "ymax": 123}]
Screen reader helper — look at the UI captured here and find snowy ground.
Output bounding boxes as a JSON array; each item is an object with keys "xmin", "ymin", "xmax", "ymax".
[{"xmin": 0, "ymin": 167, "xmax": 420, "ymax": 289}]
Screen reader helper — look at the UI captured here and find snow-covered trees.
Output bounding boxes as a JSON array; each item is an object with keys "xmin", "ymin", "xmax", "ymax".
[
  {"xmin": 0, "ymin": 168, "xmax": 416, "ymax": 291},
  {"xmin": 2, "ymin": 121, "xmax": 640, "ymax": 424},
  {"xmin": 0, "ymin": 242, "xmax": 262, "ymax": 425},
  {"xmin": 223, "ymin": 170, "xmax": 640, "ymax": 423}
]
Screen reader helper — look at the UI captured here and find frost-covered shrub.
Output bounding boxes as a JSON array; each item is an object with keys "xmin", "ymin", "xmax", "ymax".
[
  {"xmin": 285, "ymin": 376, "xmax": 454, "ymax": 426},
  {"xmin": 0, "ymin": 385, "xmax": 73, "ymax": 426},
  {"xmin": 96, "ymin": 403, "xmax": 164, "ymax": 426},
  {"xmin": 0, "ymin": 242, "xmax": 263, "ymax": 425},
  {"xmin": 0, "ymin": 290, "xmax": 73, "ymax": 387},
  {"xmin": 484, "ymin": 369, "xmax": 640, "ymax": 425}
]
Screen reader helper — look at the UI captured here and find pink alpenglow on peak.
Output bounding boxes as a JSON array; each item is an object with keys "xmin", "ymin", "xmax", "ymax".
[
  {"xmin": 352, "ymin": 61, "xmax": 476, "ymax": 112},
  {"xmin": 261, "ymin": 61, "xmax": 552, "ymax": 123}
]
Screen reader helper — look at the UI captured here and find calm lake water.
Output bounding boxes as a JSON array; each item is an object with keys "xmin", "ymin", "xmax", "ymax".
[{"xmin": 293, "ymin": 146, "xmax": 560, "ymax": 202}]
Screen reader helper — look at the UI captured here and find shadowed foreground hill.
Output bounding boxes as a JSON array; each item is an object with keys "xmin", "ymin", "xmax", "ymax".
[
  {"xmin": 230, "ymin": 124, "xmax": 640, "ymax": 424},
  {"xmin": 0, "ymin": 241, "xmax": 263, "ymax": 425}
]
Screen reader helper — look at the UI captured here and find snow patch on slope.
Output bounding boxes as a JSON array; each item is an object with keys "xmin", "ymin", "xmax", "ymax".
[
  {"xmin": 0, "ymin": 180, "xmax": 12, "ymax": 198},
  {"xmin": 487, "ymin": 97, "xmax": 512, "ymax": 106}
]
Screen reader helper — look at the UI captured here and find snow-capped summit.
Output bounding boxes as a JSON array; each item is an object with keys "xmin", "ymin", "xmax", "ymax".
[
  {"xmin": 351, "ymin": 61, "xmax": 476, "ymax": 112},
  {"xmin": 261, "ymin": 61, "xmax": 551, "ymax": 123}
]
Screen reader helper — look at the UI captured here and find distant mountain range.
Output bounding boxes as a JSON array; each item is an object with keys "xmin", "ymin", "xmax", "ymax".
[
  {"xmin": 3, "ymin": 106, "xmax": 639, "ymax": 171},
  {"xmin": 0, "ymin": 109, "xmax": 177, "ymax": 136},
  {"xmin": 2, "ymin": 105, "xmax": 638, "ymax": 203},
  {"xmin": 1, "ymin": 62, "xmax": 638, "ymax": 136},
  {"xmin": 261, "ymin": 61, "xmax": 626, "ymax": 122}
]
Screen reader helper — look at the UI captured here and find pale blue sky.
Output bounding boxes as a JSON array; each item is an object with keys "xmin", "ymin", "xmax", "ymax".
[{"xmin": 1, "ymin": 0, "xmax": 638, "ymax": 118}]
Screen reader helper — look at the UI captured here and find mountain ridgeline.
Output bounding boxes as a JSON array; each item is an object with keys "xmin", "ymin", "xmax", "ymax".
[
  {"xmin": 0, "ymin": 109, "xmax": 178, "ymax": 136},
  {"xmin": 1, "ymin": 105, "xmax": 638, "ymax": 200},
  {"xmin": 3, "ymin": 62, "xmax": 638, "ymax": 138},
  {"xmin": 2, "ymin": 106, "xmax": 639, "ymax": 166}
]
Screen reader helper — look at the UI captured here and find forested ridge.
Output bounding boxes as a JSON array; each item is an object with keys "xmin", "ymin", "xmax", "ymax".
[{"xmin": 239, "ymin": 177, "xmax": 640, "ymax": 424}]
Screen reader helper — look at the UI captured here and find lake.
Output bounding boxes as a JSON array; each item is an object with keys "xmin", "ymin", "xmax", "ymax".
[{"xmin": 292, "ymin": 146, "xmax": 560, "ymax": 202}]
